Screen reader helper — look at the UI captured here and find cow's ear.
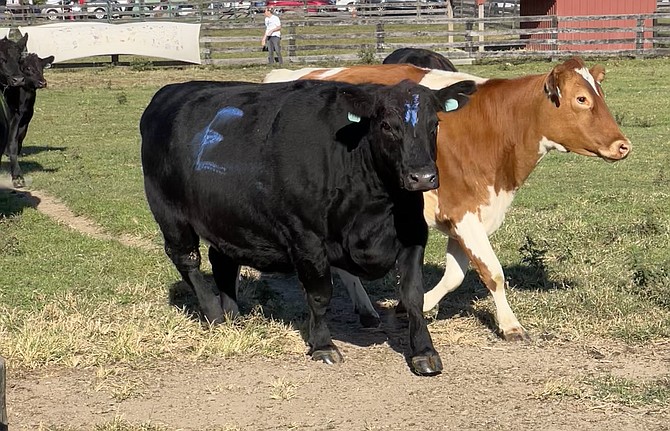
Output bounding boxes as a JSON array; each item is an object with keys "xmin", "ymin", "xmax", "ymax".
[
  {"xmin": 334, "ymin": 87, "xmax": 374, "ymax": 151},
  {"xmin": 435, "ymin": 80, "xmax": 476, "ymax": 112},
  {"xmin": 544, "ymin": 69, "xmax": 561, "ymax": 108},
  {"xmin": 16, "ymin": 33, "xmax": 28, "ymax": 52},
  {"xmin": 590, "ymin": 65, "xmax": 606, "ymax": 84},
  {"xmin": 42, "ymin": 55, "xmax": 55, "ymax": 69},
  {"xmin": 590, "ymin": 64, "xmax": 606, "ymax": 97}
]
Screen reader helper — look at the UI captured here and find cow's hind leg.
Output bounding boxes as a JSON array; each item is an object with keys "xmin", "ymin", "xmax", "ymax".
[
  {"xmin": 161, "ymin": 223, "xmax": 226, "ymax": 324},
  {"xmin": 208, "ymin": 246, "xmax": 240, "ymax": 317},
  {"xmin": 332, "ymin": 267, "xmax": 380, "ymax": 328},
  {"xmin": 423, "ymin": 237, "xmax": 470, "ymax": 314}
]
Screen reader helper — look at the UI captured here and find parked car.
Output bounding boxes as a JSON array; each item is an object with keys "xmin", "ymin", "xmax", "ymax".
[
  {"xmin": 362, "ymin": 0, "xmax": 445, "ymax": 12},
  {"xmin": 265, "ymin": 0, "xmax": 334, "ymax": 13},
  {"xmin": 335, "ymin": 0, "xmax": 357, "ymax": 12},
  {"xmin": 44, "ymin": 0, "xmax": 121, "ymax": 20}
]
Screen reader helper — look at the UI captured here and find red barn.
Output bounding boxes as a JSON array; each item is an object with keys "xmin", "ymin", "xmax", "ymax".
[{"xmin": 521, "ymin": 0, "xmax": 657, "ymax": 51}]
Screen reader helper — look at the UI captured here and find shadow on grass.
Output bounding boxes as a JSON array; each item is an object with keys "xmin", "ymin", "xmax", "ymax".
[
  {"xmin": 0, "ymin": 186, "xmax": 41, "ymax": 217},
  {"xmin": 166, "ymin": 261, "xmax": 574, "ymax": 368}
]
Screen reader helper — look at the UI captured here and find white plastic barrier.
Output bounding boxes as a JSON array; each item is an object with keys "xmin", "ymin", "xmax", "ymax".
[{"xmin": 18, "ymin": 21, "xmax": 201, "ymax": 64}]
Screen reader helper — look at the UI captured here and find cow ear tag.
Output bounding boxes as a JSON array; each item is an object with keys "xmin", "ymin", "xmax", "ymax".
[
  {"xmin": 444, "ymin": 99, "xmax": 459, "ymax": 112},
  {"xmin": 348, "ymin": 112, "xmax": 361, "ymax": 123}
]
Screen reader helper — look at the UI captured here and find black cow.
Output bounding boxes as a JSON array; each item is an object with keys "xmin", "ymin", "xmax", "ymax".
[
  {"xmin": 383, "ymin": 48, "xmax": 458, "ymax": 72},
  {"xmin": 141, "ymin": 79, "xmax": 475, "ymax": 375},
  {"xmin": 0, "ymin": 34, "xmax": 28, "ymax": 180},
  {"xmin": 0, "ymin": 35, "xmax": 27, "ymax": 89},
  {"xmin": 3, "ymin": 53, "xmax": 54, "ymax": 188}
]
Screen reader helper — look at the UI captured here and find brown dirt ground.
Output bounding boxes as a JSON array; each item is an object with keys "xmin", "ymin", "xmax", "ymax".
[{"xmin": 3, "ymin": 185, "xmax": 670, "ymax": 430}]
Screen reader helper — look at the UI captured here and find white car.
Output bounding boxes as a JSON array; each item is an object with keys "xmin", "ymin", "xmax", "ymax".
[{"xmin": 335, "ymin": 0, "xmax": 358, "ymax": 12}]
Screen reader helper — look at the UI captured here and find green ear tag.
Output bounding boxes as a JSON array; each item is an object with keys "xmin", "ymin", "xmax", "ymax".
[
  {"xmin": 348, "ymin": 112, "xmax": 361, "ymax": 123},
  {"xmin": 444, "ymin": 99, "xmax": 459, "ymax": 112}
]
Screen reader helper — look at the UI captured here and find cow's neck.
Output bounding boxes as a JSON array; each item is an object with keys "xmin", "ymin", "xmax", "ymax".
[{"xmin": 475, "ymin": 75, "xmax": 560, "ymax": 192}]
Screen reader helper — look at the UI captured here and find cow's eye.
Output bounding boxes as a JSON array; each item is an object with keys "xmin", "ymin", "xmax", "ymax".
[
  {"xmin": 577, "ymin": 96, "xmax": 587, "ymax": 104},
  {"xmin": 381, "ymin": 121, "xmax": 391, "ymax": 131}
]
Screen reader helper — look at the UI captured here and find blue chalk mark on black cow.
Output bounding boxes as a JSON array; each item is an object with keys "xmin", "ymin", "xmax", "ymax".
[
  {"xmin": 0, "ymin": 35, "xmax": 27, "ymax": 166},
  {"xmin": 194, "ymin": 106, "xmax": 244, "ymax": 174},
  {"xmin": 140, "ymin": 78, "xmax": 475, "ymax": 375},
  {"xmin": 3, "ymin": 51, "xmax": 54, "ymax": 188},
  {"xmin": 383, "ymin": 48, "xmax": 458, "ymax": 72}
]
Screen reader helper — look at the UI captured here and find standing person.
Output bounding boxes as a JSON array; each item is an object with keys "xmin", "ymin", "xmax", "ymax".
[{"xmin": 261, "ymin": 7, "xmax": 283, "ymax": 65}]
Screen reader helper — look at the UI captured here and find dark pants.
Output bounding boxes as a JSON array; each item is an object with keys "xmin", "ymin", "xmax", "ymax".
[{"xmin": 267, "ymin": 36, "xmax": 283, "ymax": 64}]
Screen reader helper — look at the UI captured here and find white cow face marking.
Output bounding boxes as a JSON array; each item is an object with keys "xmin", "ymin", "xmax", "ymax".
[{"xmin": 575, "ymin": 67, "xmax": 600, "ymax": 96}]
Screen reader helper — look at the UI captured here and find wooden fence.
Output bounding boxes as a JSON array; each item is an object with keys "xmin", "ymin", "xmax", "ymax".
[
  {"xmin": 2, "ymin": 1, "xmax": 669, "ymax": 65},
  {"xmin": 200, "ymin": 12, "xmax": 670, "ymax": 65}
]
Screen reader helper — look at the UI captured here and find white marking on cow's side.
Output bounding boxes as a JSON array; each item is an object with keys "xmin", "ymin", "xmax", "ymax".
[
  {"xmin": 263, "ymin": 68, "xmax": 322, "ymax": 83},
  {"xmin": 575, "ymin": 67, "xmax": 600, "ymax": 96},
  {"xmin": 478, "ymin": 186, "xmax": 516, "ymax": 235},
  {"xmin": 317, "ymin": 67, "xmax": 347, "ymax": 79},
  {"xmin": 538, "ymin": 136, "xmax": 567, "ymax": 161},
  {"xmin": 418, "ymin": 69, "xmax": 487, "ymax": 90}
]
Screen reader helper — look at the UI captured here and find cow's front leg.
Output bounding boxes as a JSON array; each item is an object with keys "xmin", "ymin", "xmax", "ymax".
[
  {"xmin": 6, "ymin": 120, "xmax": 24, "ymax": 188},
  {"xmin": 292, "ymin": 241, "xmax": 342, "ymax": 365},
  {"xmin": 452, "ymin": 217, "xmax": 529, "ymax": 341},
  {"xmin": 397, "ymin": 245, "xmax": 442, "ymax": 376}
]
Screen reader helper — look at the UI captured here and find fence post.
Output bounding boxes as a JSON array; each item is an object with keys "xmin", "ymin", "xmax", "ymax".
[
  {"xmin": 376, "ymin": 22, "xmax": 385, "ymax": 53},
  {"xmin": 477, "ymin": 0, "xmax": 484, "ymax": 52},
  {"xmin": 636, "ymin": 17, "xmax": 644, "ymax": 55},
  {"xmin": 1, "ymin": 357, "xmax": 7, "ymax": 431},
  {"xmin": 551, "ymin": 15, "xmax": 559, "ymax": 60},
  {"xmin": 447, "ymin": 0, "xmax": 454, "ymax": 44},
  {"xmin": 465, "ymin": 20, "xmax": 473, "ymax": 54},
  {"xmin": 288, "ymin": 23, "xmax": 296, "ymax": 58}
]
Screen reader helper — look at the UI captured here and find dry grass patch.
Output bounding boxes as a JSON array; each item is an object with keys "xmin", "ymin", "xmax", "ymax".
[{"xmin": 0, "ymin": 290, "xmax": 304, "ymax": 370}]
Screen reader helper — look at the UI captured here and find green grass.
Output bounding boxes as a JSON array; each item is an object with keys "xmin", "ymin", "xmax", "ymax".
[{"xmin": 0, "ymin": 57, "xmax": 669, "ymax": 372}]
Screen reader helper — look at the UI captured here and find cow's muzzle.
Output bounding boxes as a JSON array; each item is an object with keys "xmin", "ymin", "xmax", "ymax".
[
  {"xmin": 405, "ymin": 168, "xmax": 439, "ymax": 191},
  {"xmin": 599, "ymin": 139, "xmax": 632, "ymax": 161}
]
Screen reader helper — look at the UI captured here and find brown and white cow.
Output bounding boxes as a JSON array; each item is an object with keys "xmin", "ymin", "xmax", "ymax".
[{"xmin": 265, "ymin": 58, "xmax": 631, "ymax": 341}]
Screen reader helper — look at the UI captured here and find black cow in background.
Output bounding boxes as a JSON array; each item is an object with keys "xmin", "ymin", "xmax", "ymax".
[
  {"xmin": 4, "ymin": 52, "xmax": 54, "ymax": 188},
  {"xmin": 141, "ymin": 79, "xmax": 475, "ymax": 375},
  {"xmin": 383, "ymin": 48, "xmax": 458, "ymax": 72},
  {"xmin": 0, "ymin": 35, "xmax": 27, "ymax": 162}
]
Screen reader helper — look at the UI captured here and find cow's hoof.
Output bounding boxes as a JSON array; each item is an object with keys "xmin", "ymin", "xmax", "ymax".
[
  {"xmin": 12, "ymin": 177, "xmax": 25, "ymax": 189},
  {"xmin": 502, "ymin": 326, "xmax": 531, "ymax": 342},
  {"xmin": 423, "ymin": 304, "xmax": 439, "ymax": 320},
  {"xmin": 311, "ymin": 348, "xmax": 344, "ymax": 365},
  {"xmin": 411, "ymin": 352, "xmax": 443, "ymax": 376},
  {"xmin": 359, "ymin": 313, "xmax": 381, "ymax": 329}
]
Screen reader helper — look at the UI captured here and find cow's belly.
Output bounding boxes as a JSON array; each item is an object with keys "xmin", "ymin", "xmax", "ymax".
[{"xmin": 330, "ymin": 214, "xmax": 401, "ymax": 280}]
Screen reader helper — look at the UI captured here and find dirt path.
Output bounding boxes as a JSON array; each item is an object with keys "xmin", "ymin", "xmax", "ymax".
[
  {"xmin": 3, "ymin": 185, "xmax": 670, "ymax": 430},
  {"xmin": 8, "ymin": 341, "xmax": 670, "ymax": 431}
]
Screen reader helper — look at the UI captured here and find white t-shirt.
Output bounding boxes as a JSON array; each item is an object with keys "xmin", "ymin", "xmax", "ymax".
[{"xmin": 265, "ymin": 15, "xmax": 281, "ymax": 38}]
